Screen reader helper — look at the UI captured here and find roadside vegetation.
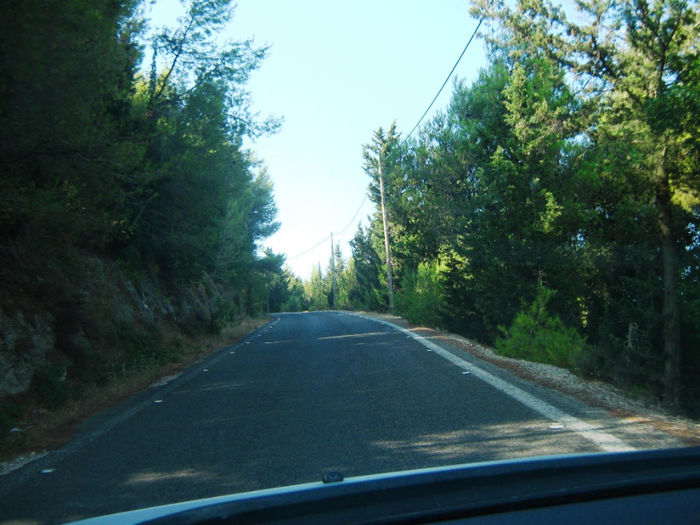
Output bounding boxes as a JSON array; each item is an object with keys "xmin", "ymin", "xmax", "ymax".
[
  {"xmin": 1, "ymin": 0, "xmax": 287, "ymax": 457},
  {"xmin": 1, "ymin": 0, "xmax": 698, "ymax": 462},
  {"xmin": 0, "ymin": 317, "xmax": 268, "ymax": 463},
  {"xmin": 301, "ymin": 0, "xmax": 699, "ymax": 416}
]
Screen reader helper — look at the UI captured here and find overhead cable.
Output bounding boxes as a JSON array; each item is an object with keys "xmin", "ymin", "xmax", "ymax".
[
  {"xmin": 287, "ymin": 194, "xmax": 369, "ymax": 260},
  {"xmin": 287, "ymin": 233, "xmax": 332, "ymax": 260},
  {"xmin": 334, "ymin": 195, "xmax": 368, "ymax": 238},
  {"xmin": 288, "ymin": 10, "xmax": 487, "ymax": 261},
  {"xmin": 404, "ymin": 15, "xmax": 486, "ymax": 143}
]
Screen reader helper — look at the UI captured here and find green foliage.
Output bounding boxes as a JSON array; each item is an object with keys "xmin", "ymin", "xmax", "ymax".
[
  {"xmin": 348, "ymin": 224, "xmax": 386, "ymax": 311},
  {"xmin": 307, "ymin": 264, "xmax": 330, "ymax": 311},
  {"xmin": 496, "ymin": 287, "xmax": 587, "ymax": 369},
  {"xmin": 214, "ymin": 297, "xmax": 240, "ymax": 328},
  {"xmin": 349, "ymin": 0, "xmax": 699, "ymax": 410},
  {"xmin": 33, "ymin": 363, "xmax": 71, "ymax": 409},
  {"xmin": 465, "ymin": 0, "xmax": 699, "ymax": 410},
  {"xmin": 395, "ymin": 262, "xmax": 445, "ymax": 328},
  {"xmin": 120, "ymin": 324, "xmax": 166, "ymax": 371},
  {"xmin": 0, "ymin": 0, "xmax": 283, "ymax": 402},
  {"xmin": 281, "ymin": 278, "xmax": 309, "ymax": 313},
  {"xmin": 264, "ymin": 257, "xmax": 309, "ymax": 313},
  {"xmin": 0, "ymin": 0, "xmax": 145, "ymax": 244}
]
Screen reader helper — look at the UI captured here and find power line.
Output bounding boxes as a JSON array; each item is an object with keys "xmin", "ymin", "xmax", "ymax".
[
  {"xmin": 287, "ymin": 195, "xmax": 368, "ymax": 260},
  {"xmin": 334, "ymin": 195, "xmax": 368, "ymax": 238},
  {"xmin": 404, "ymin": 15, "xmax": 486, "ymax": 143},
  {"xmin": 287, "ymin": 233, "xmax": 331, "ymax": 260},
  {"xmin": 287, "ymin": 11, "xmax": 487, "ymax": 263}
]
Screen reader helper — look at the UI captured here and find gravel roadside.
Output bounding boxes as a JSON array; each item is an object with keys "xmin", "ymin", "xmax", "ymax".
[{"xmin": 360, "ymin": 311, "xmax": 700, "ymax": 446}]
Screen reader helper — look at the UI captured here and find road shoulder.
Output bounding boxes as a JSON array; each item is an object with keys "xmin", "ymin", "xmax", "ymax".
[{"xmin": 347, "ymin": 311, "xmax": 699, "ymax": 447}]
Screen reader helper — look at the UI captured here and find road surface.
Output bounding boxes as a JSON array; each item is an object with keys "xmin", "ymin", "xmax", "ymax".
[{"xmin": 0, "ymin": 311, "xmax": 678, "ymax": 523}]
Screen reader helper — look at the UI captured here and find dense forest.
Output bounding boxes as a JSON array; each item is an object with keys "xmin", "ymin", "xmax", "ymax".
[
  {"xmin": 304, "ymin": 0, "xmax": 699, "ymax": 414},
  {"xmin": 0, "ymin": 0, "xmax": 287, "ymax": 420}
]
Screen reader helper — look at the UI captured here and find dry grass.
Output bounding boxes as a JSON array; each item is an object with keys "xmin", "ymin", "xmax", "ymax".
[{"xmin": 0, "ymin": 316, "xmax": 270, "ymax": 465}]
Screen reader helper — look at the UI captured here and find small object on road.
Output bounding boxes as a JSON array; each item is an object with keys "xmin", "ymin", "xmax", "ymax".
[
  {"xmin": 549, "ymin": 423, "xmax": 565, "ymax": 430},
  {"xmin": 462, "ymin": 371, "xmax": 470, "ymax": 375},
  {"xmin": 322, "ymin": 471, "xmax": 344, "ymax": 484}
]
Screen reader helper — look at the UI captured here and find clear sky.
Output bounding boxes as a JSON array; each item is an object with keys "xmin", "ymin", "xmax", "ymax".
[{"xmin": 147, "ymin": 0, "xmax": 488, "ymax": 278}]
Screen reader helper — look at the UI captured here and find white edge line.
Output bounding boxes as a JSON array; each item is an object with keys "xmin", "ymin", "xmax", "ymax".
[{"xmin": 348, "ymin": 313, "xmax": 633, "ymax": 453}]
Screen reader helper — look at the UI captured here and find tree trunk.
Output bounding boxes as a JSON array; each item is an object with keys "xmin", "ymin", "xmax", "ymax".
[{"xmin": 655, "ymin": 143, "xmax": 682, "ymax": 410}]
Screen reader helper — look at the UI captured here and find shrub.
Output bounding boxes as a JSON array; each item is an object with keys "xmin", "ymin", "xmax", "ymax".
[
  {"xmin": 396, "ymin": 262, "xmax": 445, "ymax": 328},
  {"xmin": 495, "ymin": 286, "xmax": 587, "ymax": 369},
  {"xmin": 34, "ymin": 362, "xmax": 70, "ymax": 408}
]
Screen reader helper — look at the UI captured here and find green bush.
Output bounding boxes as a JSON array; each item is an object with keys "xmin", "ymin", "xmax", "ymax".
[
  {"xmin": 495, "ymin": 286, "xmax": 586, "ymax": 369},
  {"xmin": 214, "ymin": 297, "xmax": 240, "ymax": 329},
  {"xmin": 34, "ymin": 362, "xmax": 71, "ymax": 408},
  {"xmin": 113, "ymin": 323, "xmax": 165, "ymax": 372},
  {"xmin": 396, "ymin": 262, "xmax": 445, "ymax": 328}
]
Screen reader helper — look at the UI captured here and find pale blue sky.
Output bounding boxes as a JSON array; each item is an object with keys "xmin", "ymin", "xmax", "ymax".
[{"xmin": 148, "ymin": 1, "xmax": 489, "ymax": 278}]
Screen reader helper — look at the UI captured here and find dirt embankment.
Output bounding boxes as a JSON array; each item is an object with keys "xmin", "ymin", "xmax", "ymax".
[
  {"xmin": 1, "ymin": 316, "xmax": 269, "ymax": 471},
  {"xmin": 0, "ymin": 236, "xmax": 265, "ymax": 466}
]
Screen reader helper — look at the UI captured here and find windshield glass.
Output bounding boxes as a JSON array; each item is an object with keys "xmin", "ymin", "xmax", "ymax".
[{"xmin": 0, "ymin": 1, "xmax": 698, "ymax": 523}]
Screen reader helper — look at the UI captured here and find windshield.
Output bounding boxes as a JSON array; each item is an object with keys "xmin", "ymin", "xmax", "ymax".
[{"xmin": 1, "ymin": 1, "xmax": 698, "ymax": 523}]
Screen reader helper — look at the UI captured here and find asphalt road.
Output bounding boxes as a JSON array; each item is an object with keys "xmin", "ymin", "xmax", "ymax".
[{"xmin": 0, "ymin": 311, "xmax": 679, "ymax": 523}]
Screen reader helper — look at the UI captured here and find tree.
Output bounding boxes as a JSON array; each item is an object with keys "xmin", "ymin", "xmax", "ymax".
[
  {"xmin": 0, "ymin": 0, "xmax": 145, "ymax": 245},
  {"xmin": 473, "ymin": 0, "xmax": 699, "ymax": 408},
  {"xmin": 130, "ymin": 0, "xmax": 281, "ymax": 304},
  {"xmin": 307, "ymin": 264, "xmax": 330, "ymax": 310},
  {"xmin": 496, "ymin": 286, "xmax": 587, "ymax": 369},
  {"xmin": 147, "ymin": 0, "xmax": 279, "ymax": 139},
  {"xmin": 363, "ymin": 123, "xmax": 402, "ymax": 312},
  {"xmin": 0, "ymin": 0, "xmax": 283, "ymax": 404},
  {"xmin": 349, "ymin": 224, "xmax": 385, "ymax": 311},
  {"xmin": 282, "ymin": 272, "xmax": 309, "ymax": 312}
]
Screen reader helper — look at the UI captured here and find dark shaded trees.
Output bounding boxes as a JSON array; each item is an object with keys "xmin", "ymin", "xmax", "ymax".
[{"xmin": 0, "ymin": 0, "xmax": 283, "ymax": 401}]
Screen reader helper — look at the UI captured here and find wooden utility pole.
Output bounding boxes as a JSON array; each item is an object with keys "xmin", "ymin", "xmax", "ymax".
[
  {"xmin": 378, "ymin": 153, "xmax": 394, "ymax": 313},
  {"xmin": 330, "ymin": 232, "xmax": 337, "ymax": 309}
]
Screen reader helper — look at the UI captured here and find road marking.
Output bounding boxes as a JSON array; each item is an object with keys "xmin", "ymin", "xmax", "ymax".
[{"xmin": 353, "ymin": 313, "xmax": 634, "ymax": 453}]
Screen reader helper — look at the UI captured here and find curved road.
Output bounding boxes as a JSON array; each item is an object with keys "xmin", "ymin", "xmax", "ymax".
[{"xmin": 0, "ymin": 311, "xmax": 678, "ymax": 523}]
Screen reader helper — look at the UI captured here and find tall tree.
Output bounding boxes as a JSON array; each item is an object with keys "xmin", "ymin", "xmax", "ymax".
[
  {"xmin": 473, "ymin": 0, "xmax": 699, "ymax": 408},
  {"xmin": 0, "ymin": 0, "xmax": 145, "ymax": 245},
  {"xmin": 349, "ymin": 224, "xmax": 385, "ymax": 310},
  {"xmin": 362, "ymin": 123, "xmax": 402, "ymax": 312}
]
